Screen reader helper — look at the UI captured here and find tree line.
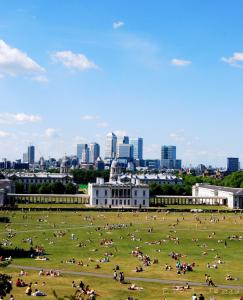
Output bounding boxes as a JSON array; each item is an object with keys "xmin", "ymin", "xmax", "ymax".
[{"xmin": 15, "ymin": 182, "xmax": 77, "ymax": 194}]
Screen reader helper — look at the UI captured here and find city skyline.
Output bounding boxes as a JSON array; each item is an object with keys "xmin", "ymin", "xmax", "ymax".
[{"xmin": 0, "ymin": 1, "xmax": 243, "ymax": 166}]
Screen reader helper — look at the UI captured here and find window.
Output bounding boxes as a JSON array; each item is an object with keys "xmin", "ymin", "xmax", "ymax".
[
  {"xmin": 112, "ymin": 199, "xmax": 114, "ymax": 205},
  {"xmin": 105, "ymin": 190, "xmax": 108, "ymax": 196},
  {"xmin": 96, "ymin": 199, "xmax": 98, "ymax": 205},
  {"xmin": 96, "ymin": 190, "xmax": 99, "ymax": 196},
  {"xmin": 143, "ymin": 200, "xmax": 146, "ymax": 205},
  {"xmin": 116, "ymin": 199, "xmax": 118, "ymax": 205},
  {"xmin": 134, "ymin": 200, "xmax": 137, "ymax": 206},
  {"xmin": 143, "ymin": 190, "xmax": 146, "ymax": 197},
  {"xmin": 134, "ymin": 190, "xmax": 137, "ymax": 196},
  {"xmin": 119, "ymin": 199, "xmax": 122, "ymax": 205},
  {"xmin": 124, "ymin": 200, "xmax": 126, "ymax": 205},
  {"xmin": 105, "ymin": 199, "xmax": 107, "ymax": 205},
  {"xmin": 128, "ymin": 200, "xmax": 130, "ymax": 205}
]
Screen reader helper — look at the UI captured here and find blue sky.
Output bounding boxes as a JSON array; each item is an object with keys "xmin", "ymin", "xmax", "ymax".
[{"xmin": 0, "ymin": 0, "xmax": 243, "ymax": 167}]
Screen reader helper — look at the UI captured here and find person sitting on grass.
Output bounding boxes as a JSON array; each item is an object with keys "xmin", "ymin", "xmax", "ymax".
[
  {"xmin": 25, "ymin": 284, "xmax": 32, "ymax": 296},
  {"xmin": 31, "ymin": 289, "xmax": 46, "ymax": 296},
  {"xmin": 225, "ymin": 274, "xmax": 234, "ymax": 280},
  {"xmin": 128, "ymin": 283, "xmax": 143, "ymax": 290}
]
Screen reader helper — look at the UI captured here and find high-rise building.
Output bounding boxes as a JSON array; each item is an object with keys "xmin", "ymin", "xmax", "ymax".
[
  {"xmin": 117, "ymin": 144, "xmax": 133, "ymax": 159},
  {"xmin": 89, "ymin": 143, "xmax": 100, "ymax": 163},
  {"xmin": 81, "ymin": 144, "xmax": 89, "ymax": 163},
  {"xmin": 23, "ymin": 153, "xmax": 28, "ymax": 163},
  {"xmin": 161, "ymin": 145, "xmax": 181, "ymax": 169},
  {"xmin": 27, "ymin": 145, "xmax": 35, "ymax": 164},
  {"xmin": 105, "ymin": 132, "xmax": 117, "ymax": 159},
  {"xmin": 116, "ymin": 135, "xmax": 129, "ymax": 156},
  {"xmin": 227, "ymin": 157, "xmax": 240, "ymax": 172},
  {"xmin": 77, "ymin": 144, "xmax": 87, "ymax": 160},
  {"xmin": 130, "ymin": 137, "xmax": 143, "ymax": 160}
]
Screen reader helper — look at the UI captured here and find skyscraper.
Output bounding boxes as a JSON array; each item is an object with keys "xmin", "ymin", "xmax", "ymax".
[
  {"xmin": 81, "ymin": 145, "xmax": 89, "ymax": 163},
  {"xmin": 117, "ymin": 144, "xmax": 133, "ymax": 159},
  {"xmin": 27, "ymin": 145, "xmax": 35, "ymax": 164},
  {"xmin": 89, "ymin": 142, "xmax": 100, "ymax": 163},
  {"xmin": 105, "ymin": 132, "xmax": 117, "ymax": 159},
  {"xmin": 77, "ymin": 144, "xmax": 87, "ymax": 160},
  {"xmin": 227, "ymin": 157, "xmax": 240, "ymax": 172},
  {"xmin": 161, "ymin": 145, "xmax": 181, "ymax": 169},
  {"xmin": 130, "ymin": 137, "xmax": 143, "ymax": 160}
]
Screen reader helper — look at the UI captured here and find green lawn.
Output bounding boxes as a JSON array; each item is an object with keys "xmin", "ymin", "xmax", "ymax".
[{"xmin": 1, "ymin": 210, "xmax": 243, "ymax": 299}]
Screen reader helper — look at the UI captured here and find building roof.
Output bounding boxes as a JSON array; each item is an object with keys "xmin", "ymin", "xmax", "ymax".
[
  {"xmin": 196, "ymin": 183, "xmax": 243, "ymax": 196},
  {"xmin": 120, "ymin": 174, "xmax": 182, "ymax": 181},
  {"xmin": 8, "ymin": 172, "xmax": 73, "ymax": 179}
]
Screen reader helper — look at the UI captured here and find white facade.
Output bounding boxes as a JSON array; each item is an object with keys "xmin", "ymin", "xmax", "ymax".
[
  {"xmin": 192, "ymin": 183, "xmax": 243, "ymax": 208},
  {"xmin": 88, "ymin": 178, "xmax": 149, "ymax": 208}
]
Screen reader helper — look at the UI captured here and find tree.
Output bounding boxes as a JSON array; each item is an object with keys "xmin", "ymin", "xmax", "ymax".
[
  {"xmin": 38, "ymin": 183, "xmax": 52, "ymax": 194},
  {"xmin": 28, "ymin": 184, "xmax": 38, "ymax": 194},
  {"xmin": 0, "ymin": 273, "xmax": 12, "ymax": 297},
  {"xmin": 51, "ymin": 182, "xmax": 66, "ymax": 194},
  {"xmin": 15, "ymin": 182, "xmax": 24, "ymax": 193},
  {"xmin": 65, "ymin": 183, "xmax": 77, "ymax": 194}
]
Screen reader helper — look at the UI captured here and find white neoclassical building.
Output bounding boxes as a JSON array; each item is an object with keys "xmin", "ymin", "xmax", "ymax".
[
  {"xmin": 192, "ymin": 183, "xmax": 243, "ymax": 209},
  {"xmin": 88, "ymin": 160, "xmax": 150, "ymax": 208}
]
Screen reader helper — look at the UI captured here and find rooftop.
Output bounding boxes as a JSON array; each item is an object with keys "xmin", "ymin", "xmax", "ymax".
[{"xmin": 196, "ymin": 183, "xmax": 243, "ymax": 196}]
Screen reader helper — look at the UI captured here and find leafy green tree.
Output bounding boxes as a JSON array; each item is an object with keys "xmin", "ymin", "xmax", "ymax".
[
  {"xmin": 65, "ymin": 183, "xmax": 77, "ymax": 194},
  {"xmin": 38, "ymin": 183, "xmax": 52, "ymax": 194},
  {"xmin": 15, "ymin": 182, "xmax": 24, "ymax": 193},
  {"xmin": 28, "ymin": 184, "xmax": 38, "ymax": 194},
  {"xmin": 51, "ymin": 182, "xmax": 66, "ymax": 194}
]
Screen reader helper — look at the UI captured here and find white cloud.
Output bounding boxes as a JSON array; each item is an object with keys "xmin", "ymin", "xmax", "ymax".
[
  {"xmin": 0, "ymin": 130, "xmax": 11, "ymax": 137},
  {"xmin": 97, "ymin": 121, "xmax": 109, "ymax": 128},
  {"xmin": 221, "ymin": 52, "xmax": 243, "ymax": 67},
  {"xmin": 171, "ymin": 58, "xmax": 191, "ymax": 67},
  {"xmin": 45, "ymin": 128, "xmax": 60, "ymax": 138},
  {"xmin": 113, "ymin": 21, "xmax": 125, "ymax": 29},
  {"xmin": 33, "ymin": 75, "xmax": 48, "ymax": 82},
  {"xmin": 52, "ymin": 51, "xmax": 97, "ymax": 71},
  {"xmin": 80, "ymin": 115, "xmax": 99, "ymax": 121},
  {"xmin": 0, "ymin": 39, "xmax": 45, "ymax": 77},
  {"xmin": 0, "ymin": 113, "xmax": 42, "ymax": 124},
  {"xmin": 114, "ymin": 130, "xmax": 127, "ymax": 137},
  {"xmin": 169, "ymin": 130, "xmax": 186, "ymax": 142}
]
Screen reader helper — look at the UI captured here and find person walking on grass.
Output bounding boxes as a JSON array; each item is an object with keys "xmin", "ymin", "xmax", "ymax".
[{"xmin": 208, "ymin": 275, "xmax": 216, "ymax": 287}]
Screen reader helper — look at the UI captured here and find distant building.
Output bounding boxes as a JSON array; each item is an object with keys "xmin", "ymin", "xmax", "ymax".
[
  {"xmin": 95, "ymin": 157, "xmax": 105, "ymax": 170},
  {"xmin": 105, "ymin": 132, "xmax": 117, "ymax": 159},
  {"xmin": 77, "ymin": 144, "xmax": 87, "ymax": 161},
  {"xmin": 23, "ymin": 153, "xmax": 28, "ymax": 163},
  {"xmin": 60, "ymin": 156, "xmax": 71, "ymax": 174},
  {"xmin": 117, "ymin": 144, "xmax": 133, "ymax": 159},
  {"xmin": 130, "ymin": 137, "xmax": 143, "ymax": 160},
  {"xmin": 28, "ymin": 145, "xmax": 35, "ymax": 164},
  {"xmin": 192, "ymin": 183, "xmax": 243, "ymax": 208},
  {"xmin": 88, "ymin": 160, "xmax": 150, "ymax": 208},
  {"xmin": 120, "ymin": 173, "xmax": 183, "ymax": 185},
  {"xmin": 89, "ymin": 143, "xmax": 100, "ymax": 163},
  {"xmin": 227, "ymin": 157, "xmax": 240, "ymax": 173},
  {"xmin": 0, "ymin": 159, "xmax": 11, "ymax": 169},
  {"xmin": 144, "ymin": 159, "xmax": 160, "ymax": 170},
  {"xmin": 161, "ymin": 145, "xmax": 182, "ymax": 170},
  {"xmin": 81, "ymin": 145, "xmax": 89, "ymax": 164},
  {"xmin": 8, "ymin": 172, "xmax": 73, "ymax": 193}
]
